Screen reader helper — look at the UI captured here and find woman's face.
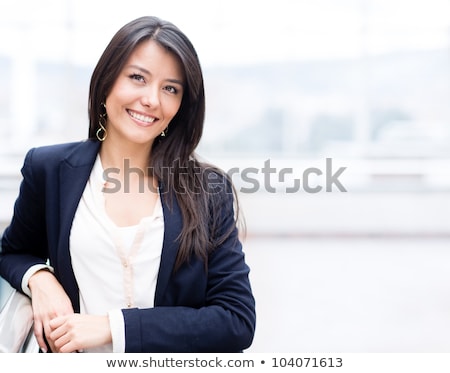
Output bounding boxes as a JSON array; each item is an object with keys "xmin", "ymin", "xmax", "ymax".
[{"xmin": 104, "ymin": 39, "xmax": 184, "ymax": 147}]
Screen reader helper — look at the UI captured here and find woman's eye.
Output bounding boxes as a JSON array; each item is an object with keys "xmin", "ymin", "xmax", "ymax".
[
  {"xmin": 164, "ymin": 86, "xmax": 178, "ymax": 94},
  {"xmin": 130, "ymin": 74, "xmax": 145, "ymax": 82}
]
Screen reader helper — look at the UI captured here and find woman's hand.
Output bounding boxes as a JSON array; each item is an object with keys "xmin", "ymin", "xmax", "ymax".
[
  {"xmin": 28, "ymin": 269, "xmax": 74, "ymax": 352},
  {"xmin": 49, "ymin": 314, "xmax": 112, "ymax": 353}
]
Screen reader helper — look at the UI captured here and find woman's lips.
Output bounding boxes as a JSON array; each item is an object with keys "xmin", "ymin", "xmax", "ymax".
[{"xmin": 127, "ymin": 109, "xmax": 158, "ymax": 126}]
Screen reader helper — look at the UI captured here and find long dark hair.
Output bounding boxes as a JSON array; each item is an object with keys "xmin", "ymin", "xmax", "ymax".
[{"xmin": 88, "ymin": 16, "xmax": 242, "ymax": 270}]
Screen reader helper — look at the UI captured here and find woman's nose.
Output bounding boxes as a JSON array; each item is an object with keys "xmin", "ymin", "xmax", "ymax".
[{"xmin": 140, "ymin": 85, "xmax": 160, "ymax": 107}]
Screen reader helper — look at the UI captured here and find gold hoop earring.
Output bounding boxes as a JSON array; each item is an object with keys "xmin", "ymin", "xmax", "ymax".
[{"xmin": 96, "ymin": 103, "xmax": 107, "ymax": 142}]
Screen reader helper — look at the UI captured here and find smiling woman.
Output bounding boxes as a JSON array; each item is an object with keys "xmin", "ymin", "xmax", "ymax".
[
  {"xmin": 0, "ymin": 16, "xmax": 255, "ymax": 353},
  {"xmin": 102, "ymin": 40, "xmax": 184, "ymax": 151}
]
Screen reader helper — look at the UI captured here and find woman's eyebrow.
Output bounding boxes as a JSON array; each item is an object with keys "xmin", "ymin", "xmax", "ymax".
[
  {"xmin": 127, "ymin": 64, "xmax": 151, "ymax": 75},
  {"xmin": 127, "ymin": 64, "xmax": 184, "ymax": 86},
  {"xmin": 166, "ymin": 78, "xmax": 184, "ymax": 86}
]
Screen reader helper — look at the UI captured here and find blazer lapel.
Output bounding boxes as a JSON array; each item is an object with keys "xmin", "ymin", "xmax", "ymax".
[
  {"xmin": 56, "ymin": 140, "xmax": 100, "ymax": 310},
  {"xmin": 154, "ymin": 189, "xmax": 183, "ymax": 305}
]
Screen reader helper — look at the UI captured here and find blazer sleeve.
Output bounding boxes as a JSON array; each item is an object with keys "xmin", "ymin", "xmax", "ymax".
[
  {"xmin": 0, "ymin": 148, "xmax": 49, "ymax": 292},
  {"xmin": 122, "ymin": 187, "xmax": 256, "ymax": 353}
]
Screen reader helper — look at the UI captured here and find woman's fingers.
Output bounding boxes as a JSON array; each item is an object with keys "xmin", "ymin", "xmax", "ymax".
[{"xmin": 33, "ymin": 319, "xmax": 48, "ymax": 353}]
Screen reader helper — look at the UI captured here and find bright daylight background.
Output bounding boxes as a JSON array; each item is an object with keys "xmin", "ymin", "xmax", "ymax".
[{"xmin": 1, "ymin": 0, "xmax": 450, "ymax": 352}]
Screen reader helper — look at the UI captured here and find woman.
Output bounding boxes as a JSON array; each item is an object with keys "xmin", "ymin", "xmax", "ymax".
[{"xmin": 0, "ymin": 16, "xmax": 255, "ymax": 353}]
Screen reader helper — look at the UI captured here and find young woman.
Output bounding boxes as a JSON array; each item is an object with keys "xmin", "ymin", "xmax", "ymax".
[{"xmin": 0, "ymin": 16, "xmax": 255, "ymax": 353}]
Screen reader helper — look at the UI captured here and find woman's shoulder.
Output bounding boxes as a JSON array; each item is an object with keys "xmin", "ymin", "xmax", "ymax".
[
  {"xmin": 26, "ymin": 139, "xmax": 97, "ymax": 158},
  {"xmin": 24, "ymin": 139, "xmax": 99, "ymax": 168}
]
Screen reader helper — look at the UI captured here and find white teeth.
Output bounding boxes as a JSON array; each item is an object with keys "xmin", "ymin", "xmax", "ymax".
[{"xmin": 129, "ymin": 110, "xmax": 156, "ymax": 123}]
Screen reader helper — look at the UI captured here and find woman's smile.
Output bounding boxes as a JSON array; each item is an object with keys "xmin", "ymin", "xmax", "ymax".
[{"xmin": 127, "ymin": 109, "xmax": 158, "ymax": 126}]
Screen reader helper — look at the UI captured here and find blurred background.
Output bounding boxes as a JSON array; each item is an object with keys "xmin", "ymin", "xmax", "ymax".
[{"xmin": 1, "ymin": 0, "xmax": 450, "ymax": 352}]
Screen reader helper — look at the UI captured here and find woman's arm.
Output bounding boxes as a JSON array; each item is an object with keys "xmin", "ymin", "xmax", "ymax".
[
  {"xmin": 0, "ymin": 148, "xmax": 75, "ymax": 352},
  {"xmin": 0, "ymin": 148, "xmax": 49, "ymax": 289}
]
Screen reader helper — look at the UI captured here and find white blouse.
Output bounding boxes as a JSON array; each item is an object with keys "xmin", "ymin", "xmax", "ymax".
[{"xmin": 69, "ymin": 155, "xmax": 164, "ymax": 352}]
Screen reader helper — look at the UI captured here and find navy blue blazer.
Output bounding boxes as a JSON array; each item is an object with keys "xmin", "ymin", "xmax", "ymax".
[{"xmin": 0, "ymin": 139, "xmax": 255, "ymax": 352}]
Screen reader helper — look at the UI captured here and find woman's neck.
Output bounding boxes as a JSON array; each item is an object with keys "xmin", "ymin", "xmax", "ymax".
[{"xmin": 99, "ymin": 137, "xmax": 153, "ymax": 174}]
